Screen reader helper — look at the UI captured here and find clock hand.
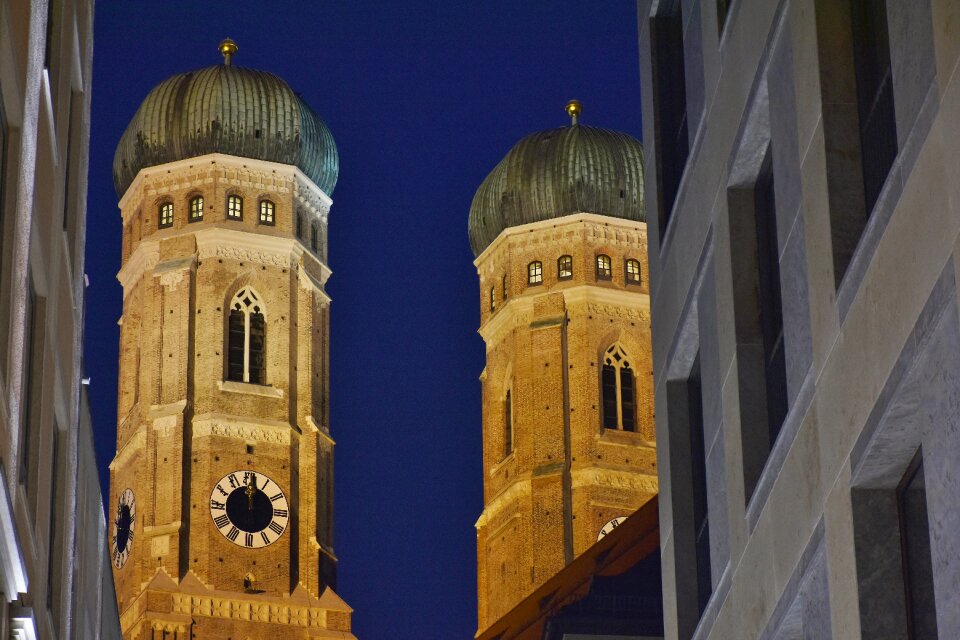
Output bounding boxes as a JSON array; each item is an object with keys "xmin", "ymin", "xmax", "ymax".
[{"xmin": 245, "ymin": 475, "xmax": 258, "ymax": 510}]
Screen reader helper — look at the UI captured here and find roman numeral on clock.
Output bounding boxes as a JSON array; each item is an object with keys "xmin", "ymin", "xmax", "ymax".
[
  {"xmin": 214, "ymin": 515, "xmax": 230, "ymax": 529},
  {"xmin": 261, "ymin": 531, "xmax": 270, "ymax": 545},
  {"xmin": 273, "ymin": 508, "xmax": 288, "ymax": 518},
  {"xmin": 269, "ymin": 521, "xmax": 284, "ymax": 535},
  {"xmin": 245, "ymin": 533, "xmax": 254, "ymax": 548},
  {"xmin": 269, "ymin": 493, "xmax": 283, "ymax": 502},
  {"xmin": 227, "ymin": 526, "xmax": 239, "ymax": 541},
  {"xmin": 210, "ymin": 499, "xmax": 225, "ymax": 510}
]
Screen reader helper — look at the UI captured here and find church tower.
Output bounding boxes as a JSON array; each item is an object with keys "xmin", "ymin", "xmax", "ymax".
[
  {"xmin": 469, "ymin": 102, "xmax": 658, "ymax": 631},
  {"xmin": 107, "ymin": 40, "xmax": 355, "ymax": 639}
]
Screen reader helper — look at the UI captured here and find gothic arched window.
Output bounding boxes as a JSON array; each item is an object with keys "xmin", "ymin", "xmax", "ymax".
[
  {"xmin": 310, "ymin": 223, "xmax": 319, "ymax": 253},
  {"xmin": 227, "ymin": 287, "xmax": 266, "ymax": 385},
  {"xmin": 189, "ymin": 196, "xmax": 204, "ymax": 222},
  {"xmin": 259, "ymin": 200, "xmax": 275, "ymax": 225},
  {"xmin": 601, "ymin": 344, "xmax": 636, "ymax": 432},
  {"xmin": 596, "ymin": 254, "xmax": 612, "ymax": 280},
  {"xmin": 625, "ymin": 258, "xmax": 641, "ymax": 285},
  {"xmin": 504, "ymin": 389, "xmax": 513, "ymax": 457},
  {"xmin": 227, "ymin": 194, "xmax": 243, "ymax": 220},
  {"xmin": 528, "ymin": 261, "xmax": 543, "ymax": 286},
  {"xmin": 558, "ymin": 255, "xmax": 573, "ymax": 280},
  {"xmin": 296, "ymin": 210, "xmax": 304, "ymax": 238}
]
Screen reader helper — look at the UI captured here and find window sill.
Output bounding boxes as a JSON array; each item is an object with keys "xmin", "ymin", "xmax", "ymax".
[
  {"xmin": 598, "ymin": 427, "xmax": 651, "ymax": 447},
  {"xmin": 218, "ymin": 380, "xmax": 284, "ymax": 399}
]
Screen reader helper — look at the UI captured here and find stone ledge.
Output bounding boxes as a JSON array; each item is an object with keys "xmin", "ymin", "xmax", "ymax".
[{"xmin": 218, "ymin": 380, "xmax": 284, "ymax": 399}]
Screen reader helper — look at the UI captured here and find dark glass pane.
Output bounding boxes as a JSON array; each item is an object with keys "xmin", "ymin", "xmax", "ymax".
[
  {"xmin": 602, "ymin": 365, "xmax": 618, "ymax": 429},
  {"xmin": 688, "ymin": 357, "xmax": 712, "ymax": 615},
  {"xmin": 851, "ymin": 0, "xmax": 897, "ymax": 215},
  {"xmin": 296, "ymin": 212, "xmax": 303, "ymax": 237},
  {"xmin": 620, "ymin": 368, "xmax": 636, "ymax": 432},
  {"xmin": 249, "ymin": 312, "xmax": 266, "ymax": 385},
  {"xmin": 227, "ymin": 310, "xmax": 245, "ymax": 382},
  {"xmin": 651, "ymin": 6, "xmax": 689, "ymax": 237},
  {"xmin": 755, "ymin": 149, "xmax": 788, "ymax": 443},
  {"xmin": 898, "ymin": 455, "xmax": 938, "ymax": 639}
]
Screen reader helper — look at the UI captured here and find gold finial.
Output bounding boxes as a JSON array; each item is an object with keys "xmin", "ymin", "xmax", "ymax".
[
  {"xmin": 565, "ymin": 99, "xmax": 582, "ymax": 125},
  {"xmin": 219, "ymin": 38, "xmax": 238, "ymax": 65}
]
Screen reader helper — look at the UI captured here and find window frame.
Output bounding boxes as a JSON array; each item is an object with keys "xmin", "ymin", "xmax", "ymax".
[
  {"xmin": 489, "ymin": 286, "xmax": 496, "ymax": 313},
  {"xmin": 226, "ymin": 194, "xmax": 244, "ymax": 221},
  {"xmin": 227, "ymin": 287, "xmax": 267, "ymax": 385},
  {"xmin": 625, "ymin": 258, "xmax": 642, "ymax": 285},
  {"xmin": 596, "ymin": 254, "xmax": 613, "ymax": 280},
  {"xmin": 558, "ymin": 255, "xmax": 573, "ymax": 280},
  {"xmin": 188, "ymin": 195, "xmax": 204, "ymax": 222},
  {"xmin": 501, "ymin": 274, "xmax": 508, "ymax": 301},
  {"xmin": 527, "ymin": 261, "xmax": 543, "ymax": 286},
  {"xmin": 258, "ymin": 199, "xmax": 276, "ymax": 226},
  {"xmin": 158, "ymin": 201, "xmax": 174, "ymax": 229},
  {"xmin": 504, "ymin": 388, "xmax": 513, "ymax": 458},
  {"xmin": 600, "ymin": 344, "xmax": 637, "ymax": 432}
]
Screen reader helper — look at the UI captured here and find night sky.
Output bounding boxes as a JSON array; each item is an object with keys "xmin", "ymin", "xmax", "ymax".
[{"xmin": 84, "ymin": 2, "xmax": 643, "ymax": 637}]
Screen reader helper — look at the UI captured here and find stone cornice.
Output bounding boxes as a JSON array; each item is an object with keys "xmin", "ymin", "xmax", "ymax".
[
  {"xmin": 117, "ymin": 228, "xmax": 332, "ymax": 298},
  {"xmin": 570, "ymin": 467, "xmax": 659, "ymax": 494},
  {"xmin": 118, "ymin": 153, "xmax": 333, "ymax": 219},
  {"xmin": 478, "ymin": 284, "xmax": 650, "ymax": 345},
  {"xmin": 475, "ymin": 477, "xmax": 532, "ymax": 529},
  {"xmin": 474, "ymin": 213, "xmax": 648, "ymax": 270},
  {"xmin": 191, "ymin": 413, "xmax": 295, "ymax": 445}
]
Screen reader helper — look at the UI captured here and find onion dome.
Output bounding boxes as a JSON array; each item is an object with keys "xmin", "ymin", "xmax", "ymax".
[
  {"xmin": 113, "ymin": 39, "xmax": 338, "ymax": 198},
  {"xmin": 468, "ymin": 101, "xmax": 645, "ymax": 257}
]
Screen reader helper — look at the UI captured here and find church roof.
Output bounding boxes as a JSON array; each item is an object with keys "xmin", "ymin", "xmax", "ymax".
[
  {"xmin": 468, "ymin": 114, "xmax": 645, "ymax": 257},
  {"xmin": 113, "ymin": 47, "xmax": 338, "ymax": 198}
]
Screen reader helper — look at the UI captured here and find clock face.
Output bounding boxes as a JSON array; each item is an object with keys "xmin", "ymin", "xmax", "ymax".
[
  {"xmin": 596, "ymin": 516, "xmax": 627, "ymax": 542},
  {"xmin": 209, "ymin": 471, "xmax": 289, "ymax": 549},
  {"xmin": 112, "ymin": 488, "xmax": 136, "ymax": 569}
]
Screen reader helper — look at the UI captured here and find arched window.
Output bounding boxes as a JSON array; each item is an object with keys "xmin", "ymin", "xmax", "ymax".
[
  {"xmin": 502, "ymin": 274, "xmax": 508, "ymax": 301},
  {"xmin": 527, "ymin": 261, "xmax": 543, "ymax": 286},
  {"xmin": 504, "ymin": 389, "xmax": 513, "ymax": 457},
  {"xmin": 259, "ymin": 200, "xmax": 275, "ymax": 225},
  {"xmin": 310, "ymin": 223, "xmax": 319, "ymax": 253},
  {"xmin": 227, "ymin": 194, "xmax": 243, "ymax": 220},
  {"xmin": 625, "ymin": 258, "xmax": 641, "ymax": 284},
  {"xmin": 227, "ymin": 287, "xmax": 266, "ymax": 385},
  {"xmin": 158, "ymin": 202, "xmax": 174, "ymax": 229},
  {"xmin": 601, "ymin": 344, "xmax": 636, "ymax": 432},
  {"xmin": 596, "ymin": 254, "xmax": 612, "ymax": 280},
  {"xmin": 296, "ymin": 210, "xmax": 304, "ymax": 238},
  {"xmin": 189, "ymin": 196, "xmax": 204, "ymax": 222},
  {"xmin": 489, "ymin": 286, "xmax": 496, "ymax": 312},
  {"xmin": 558, "ymin": 255, "xmax": 573, "ymax": 280}
]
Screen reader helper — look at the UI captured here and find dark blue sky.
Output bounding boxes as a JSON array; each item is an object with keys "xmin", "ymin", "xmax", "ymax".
[{"xmin": 84, "ymin": 2, "xmax": 642, "ymax": 637}]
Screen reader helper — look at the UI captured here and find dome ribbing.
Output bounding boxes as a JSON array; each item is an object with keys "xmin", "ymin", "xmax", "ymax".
[
  {"xmin": 468, "ymin": 125, "xmax": 645, "ymax": 256},
  {"xmin": 113, "ymin": 64, "xmax": 338, "ymax": 197}
]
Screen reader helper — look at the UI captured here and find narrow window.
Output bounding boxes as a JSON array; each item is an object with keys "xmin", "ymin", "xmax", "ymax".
[
  {"xmin": 46, "ymin": 427, "xmax": 60, "ymax": 612},
  {"xmin": 504, "ymin": 389, "xmax": 513, "ymax": 458},
  {"xmin": 189, "ymin": 196, "xmax": 204, "ymax": 222},
  {"xmin": 489, "ymin": 286, "xmax": 496, "ymax": 313},
  {"xmin": 501, "ymin": 274, "xmax": 508, "ymax": 301},
  {"xmin": 596, "ymin": 254, "xmax": 612, "ymax": 280},
  {"xmin": 227, "ymin": 194, "xmax": 243, "ymax": 220},
  {"xmin": 601, "ymin": 344, "xmax": 636, "ymax": 432},
  {"xmin": 850, "ymin": 0, "xmax": 897, "ymax": 217},
  {"xmin": 897, "ymin": 450, "xmax": 937, "ymax": 639},
  {"xmin": 729, "ymin": 147, "xmax": 788, "ymax": 501},
  {"xmin": 527, "ymin": 261, "xmax": 543, "ymax": 286},
  {"xmin": 558, "ymin": 255, "xmax": 573, "ymax": 280},
  {"xmin": 650, "ymin": 1, "xmax": 690, "ymax": 239},
  {"xmin": 259, "ymin": 200, "xmax": 275, "ymax": 225},
  {"xmin": 20, "ymin": 284, "xmax": 41, "ymax": 490},
  {"xmin": 625, "ymin": 258, "xmax": 642, "ymax": 285},
  {"xmin": 668, "ymin": 354, "xmax": 712, "ymax": 632},
  {"xmin": 158, "ymin": 202, "xmax": 173, "ymax": 228},
  {"xmin": 227, "ymin": 287, "xmax": 266, "ymax": 385},
  {"xmin": 296, "ymin": 210, "xmax": 304, "ymax": 238},
  {"xmin": 310, "ymin": 223, "xmax": 319, "ymax": 253}
]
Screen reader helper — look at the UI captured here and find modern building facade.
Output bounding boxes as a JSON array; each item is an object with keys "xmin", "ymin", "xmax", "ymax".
[
  {"xmin": 107, "ymin": 41, "xmax": 355, "ymax": 639},
  {"xmin": 638, "ymin": 0, "xmax": 960, "ymax": 638},
  {"xmin": 469, "ymin": 103, "xmax": 658, "ymax": 634},
  {"xmin": 0, "ymin": 0, "xmax": 119, "ymax": 639},
  {"xmin": 0, "ymin": 0, "xmax": 121, "ymax": 637}
]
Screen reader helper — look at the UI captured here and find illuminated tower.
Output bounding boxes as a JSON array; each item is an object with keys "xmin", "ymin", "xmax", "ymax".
[
  {"xmin": 107, "ymin": 40, "xmax": 355, "ymax": 639},
  {"xmin": 469, "ymin": 102, "xmax": 658, "ymax": 631}
]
